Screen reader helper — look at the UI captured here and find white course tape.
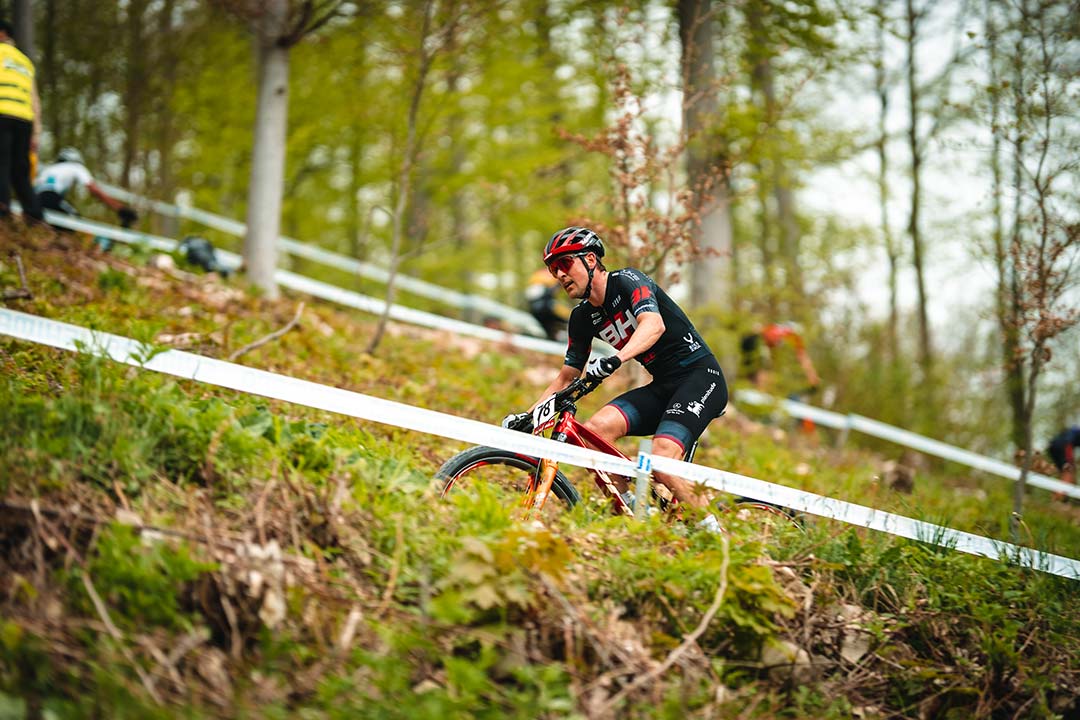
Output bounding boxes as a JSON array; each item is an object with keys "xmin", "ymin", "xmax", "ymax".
[
  {"xmin": 3, "ymin": 309, "xmax": 1078, "ymax": 581},
  {"xmin": 735, "ymin": 389, "xmax": 1080, "ymax": 500},
  {"xmin": 99, "ymin": 183, "xmax": 546, "ymax": 336},
  {"xmin": 41, "ymin": 211, "xmax": 569, "ymax": 357}
]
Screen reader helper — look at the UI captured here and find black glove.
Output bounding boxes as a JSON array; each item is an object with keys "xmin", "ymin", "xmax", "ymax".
[
  {"xmin": 501, "ymin": 412, "xmax": 533, "ymax": 432},
  {"xmin": 585, "ymin": 355, "xmax": 622, "ymax": 380},
  {"xmin": 117, "ymin": 206, "xmax": 138, "ymax": 228}
]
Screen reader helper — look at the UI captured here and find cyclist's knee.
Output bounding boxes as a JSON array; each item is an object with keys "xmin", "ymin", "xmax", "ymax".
[
  {"xmin": 584, "ymin": 406, "xmax": 626, "ymax": 441},
  {"xmin": 651, "ymin": 436, "xmax": 684, "ymax": 459}
]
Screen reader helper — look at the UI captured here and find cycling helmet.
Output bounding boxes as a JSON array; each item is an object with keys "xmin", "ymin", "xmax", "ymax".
[
  {"xmin": 543, "ymin": 226, "xmax": 605, "ymax": 265},
  {"xmin": 57, "ymin": 147, "xmax": 85, "ymax": 165}
]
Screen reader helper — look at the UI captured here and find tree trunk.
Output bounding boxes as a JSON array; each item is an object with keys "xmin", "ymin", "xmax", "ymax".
[
  {"xmin": 876, "ymin": 0, "xmax": 900, "ymax": 358},
  {"xmin": 122, "ymin": 0, "xmax": 150, "ymax": 188},
  {"xmin": 348, "ymin": 123, "xmax": 365, "ymax": 260},
  {"xmin": 986, "ymin": 0, "xmax": 1025, "ymax": 452},
  {"xmin": 678, "ymin": 0, "xmax": 733, "ymax": 311},
  {"xmin": 42, "ymin": 0, "xmax": 61, "ymax": 146},
  {"xmin": 905, "ymin": 0, "xmax": 934, "ymax": 380},
  {"xmin": 13, "ymin": 0, "xmax": 34, "ymax": 62},
  {"xmin": 244, "ymin": 0, "xmax": 290, "ymax": 300},
  {"xmin": 152, "ymin": 0, "xmax": 178, "ymax": 237},
  {"xmin": 1007, "ymin": 0, "xmax": 1031, "ymax": 537},
  {"xmin": 367, "ymin": 0, "xmax": 438, "ymax": 353}
]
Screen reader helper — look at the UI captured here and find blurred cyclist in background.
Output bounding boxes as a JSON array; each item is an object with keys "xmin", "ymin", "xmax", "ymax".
[
  {"xmin": 35, "ymin": 147, "xmax": 136, "ymax": 229},
  {"xmin": 739, "ymin": 322, "xmax": 820, "ymax": 396},
  {"xmin": 1047, "ymin": 426, "xmax": 1079, "ymax": 499},
  {"xmin": 524, "ymin": 266, "xmax": 571, "ymax": 341}
]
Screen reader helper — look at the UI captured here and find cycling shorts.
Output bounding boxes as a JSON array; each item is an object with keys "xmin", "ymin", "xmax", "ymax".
[
  {"xmin": 1048, "ymin": 434, "xmax": 1076, "ymax": 471},
  {"xmin": 607, "ymin": 356, "xmax": 728, "ymax": 453}
]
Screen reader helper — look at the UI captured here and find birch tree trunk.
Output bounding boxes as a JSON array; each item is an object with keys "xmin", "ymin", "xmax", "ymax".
[
  {"xmin": 875, "ymin": 0, "xmax": 900, "ymax": 358},
  {"xmin": 904, "ymin": 0, "xmax": 933, "ymax": 379},
  {"xmin": 244, "ymin": 0, "xmax": 290, "ymax": 300},
  {"xmin": 678, "ymin": 0, "xmax": 732, "ymax": 311}
]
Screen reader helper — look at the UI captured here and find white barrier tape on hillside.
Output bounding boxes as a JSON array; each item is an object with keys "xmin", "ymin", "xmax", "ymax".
[
  {"xmin": 3, "ymin": 309, "xmax": 1078, "ymax": 581},
  {"xmin": 99, "ymin": 184, "xmax": 545, "ymax": 335},
  {"xmin": 40, "ymin": 212, "xmax": 570, "ymax": 358},
  {"xmin": 736, "ymin": 389, "xmax": 1080, "ymax": 500}
]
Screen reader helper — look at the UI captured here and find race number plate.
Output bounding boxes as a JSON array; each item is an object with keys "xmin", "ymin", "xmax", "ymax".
[{"xmin": 531, "ymin": 394, "xmax": 558, "ymax": 432}]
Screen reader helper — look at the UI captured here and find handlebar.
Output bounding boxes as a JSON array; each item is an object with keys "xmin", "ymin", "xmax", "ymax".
[
  {"xmin": 503, "ymin": 375, "xmax": 604, "ymax": 432},
  {"xmin": 551, "ymin": 376, "xmax": 604, "ymax": 410}
]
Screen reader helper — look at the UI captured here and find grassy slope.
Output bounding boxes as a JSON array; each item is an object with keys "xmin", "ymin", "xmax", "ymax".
[{"xmin": 1, "ymin": 226, "xmax": 1078, "ymax": 719}]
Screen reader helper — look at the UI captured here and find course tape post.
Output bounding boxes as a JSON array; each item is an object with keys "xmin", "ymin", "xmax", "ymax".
[
  {"xmin": 3, "ymin": 309, "xmax": 1078, "ymax": 581},
  {"xmin": 98, "ymin": 183, "xmax": 546, "ymax": 336},
  {"xmin": 735, "ymin": 389, "xmax": 1080, "ymax": 500}
]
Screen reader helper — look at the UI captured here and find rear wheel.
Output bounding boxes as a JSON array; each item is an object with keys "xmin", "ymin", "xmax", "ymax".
[
  {"xmin": 725, "ymin": 498, "xmax": 806, "ymax": 538},
  {"xmin": 436, "ymin": 446, "xmax": 580, "ymax": 519}
]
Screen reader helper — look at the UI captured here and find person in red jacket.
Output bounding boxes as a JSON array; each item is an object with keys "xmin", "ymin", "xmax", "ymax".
[
  {"xmin": 1047, "ymin": 426, "xmax": 1079, "ymax": 495},
  {"xmin": 739, "ymin": 322, "xmax": 820, "ymax": 394}
]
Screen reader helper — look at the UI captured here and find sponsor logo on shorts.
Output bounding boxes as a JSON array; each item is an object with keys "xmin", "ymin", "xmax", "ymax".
[
  {"xmin": 687, "ymin": 401, "xmax": 705, "ymax": 417},
  {"xmin": 700, "ymin": 382, "xmax": 716, "ymax": 404},
  {"xmin": 667, "ymin": 402, "xmax": 685, "ymax": 416}
]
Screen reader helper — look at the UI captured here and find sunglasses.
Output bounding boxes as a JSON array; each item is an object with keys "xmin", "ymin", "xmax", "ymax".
[{"xmin": 547, "ymin": 255, "xmax": 581, "ymax": 276}]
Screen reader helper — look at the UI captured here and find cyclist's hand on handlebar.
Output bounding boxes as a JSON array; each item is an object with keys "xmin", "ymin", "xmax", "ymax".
[
  {"xmin": 585, "ymin": 355, "xmax": 621, "ymax": 380},
  {"xmin": 501, "ymin": 412, "xmax": 533, "ymax": 432}
]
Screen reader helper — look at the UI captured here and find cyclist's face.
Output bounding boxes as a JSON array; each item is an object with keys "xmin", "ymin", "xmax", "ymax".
[{"xmin": 548, "ymin": 254, "xmax": 588, "ymax": 298}]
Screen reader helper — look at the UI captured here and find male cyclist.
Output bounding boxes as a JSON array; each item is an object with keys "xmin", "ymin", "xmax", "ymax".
[
  {"xmin": 521, "ymin": 226, "xmax": 728, "ymax": 529},
  {"xmin": 34, "ymin": 147, "xmax": 136, "ymax": 228}
]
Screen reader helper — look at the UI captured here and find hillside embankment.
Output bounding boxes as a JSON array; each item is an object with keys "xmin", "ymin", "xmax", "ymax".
[{"xmin": 1, "ymin": 225, "xmax": 1079, "ymax": 719}]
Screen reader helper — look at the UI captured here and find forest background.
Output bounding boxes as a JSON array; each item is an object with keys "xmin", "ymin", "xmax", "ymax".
[{"xmin": 9, "ymin": 0, "xmax": 1078, "ymax": 470}]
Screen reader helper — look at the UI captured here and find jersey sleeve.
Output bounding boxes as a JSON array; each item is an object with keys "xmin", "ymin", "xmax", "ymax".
[
  {"xmin": 563, "ymin": 306, "xmax": 592, "ymax": 369},
  {"xmin": 616, "ymin": 270, "xmax": 660, "ymax": 316},
  {"xmin": 76, "ymin": 165, "xmax": 94, "ymax": 187}
]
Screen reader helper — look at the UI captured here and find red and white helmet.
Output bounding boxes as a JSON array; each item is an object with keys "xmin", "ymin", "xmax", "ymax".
[{"xmin": 543, "ymin": 226, "xmax": 605, "ymax": 265}]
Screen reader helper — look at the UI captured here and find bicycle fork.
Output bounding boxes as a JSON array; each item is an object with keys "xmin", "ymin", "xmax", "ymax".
[{"xmin": 522, "ymin": 457, "xmax": 559, "ymax": 517}]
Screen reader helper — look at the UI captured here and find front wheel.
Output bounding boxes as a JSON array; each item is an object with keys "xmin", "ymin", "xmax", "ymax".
[{"xmin": 436, "ymin": 446, "xmax": 581, "ymax": 518}]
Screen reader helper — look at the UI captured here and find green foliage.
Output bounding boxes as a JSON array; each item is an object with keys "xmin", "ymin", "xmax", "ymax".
[
  {"xmin": 432, "ymin": 528, "xmax": 575, "ymax": 624},
  {"xmin": 64, "ymin": 524, "xmax": 215, "ymax": 633},
  {"xmin": 3, "ymin": 227, "xmax": 1079, "ymax": 719}
]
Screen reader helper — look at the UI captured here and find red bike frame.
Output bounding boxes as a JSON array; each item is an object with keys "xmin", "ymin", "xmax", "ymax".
[{"xmin": 523, "ymin": 406, "xmax": 636, "ymax": 516}]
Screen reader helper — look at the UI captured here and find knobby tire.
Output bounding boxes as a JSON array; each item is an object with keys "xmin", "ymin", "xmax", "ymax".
[{"xmin": 436, "ymin": 446, "xmax": 581, "ymax": 509}]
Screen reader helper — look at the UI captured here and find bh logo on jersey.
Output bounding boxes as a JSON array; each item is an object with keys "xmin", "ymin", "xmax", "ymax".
[{"xmin": 597, "ymin": 311, "xmax": 638, "ymax": 346}]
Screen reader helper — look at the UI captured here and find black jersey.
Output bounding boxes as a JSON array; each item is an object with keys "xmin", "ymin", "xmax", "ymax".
[{"xmin": 564, "ymin": 268, "xmax": 713, "ymax": 379}]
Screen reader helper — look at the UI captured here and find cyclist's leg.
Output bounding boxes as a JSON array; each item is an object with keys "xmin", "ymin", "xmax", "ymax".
[
  {"xmin": 583, "ymin": 385, "xmax": 657, "ymax": 494},
  {"xmin": 652, "ymin": 361, "xmax": 728, "ymax": 509}
]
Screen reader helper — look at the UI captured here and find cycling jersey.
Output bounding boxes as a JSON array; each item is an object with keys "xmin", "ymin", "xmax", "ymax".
[
  {"xmin": 564, "ymin": 268, "xmax": 713, "ymax": 379},
  {"xmin": 0, "ymin": 43, "xmax": 35, "ymax": 122},
  {"xmin": 1048, "ymin": 426, "xmax": 1080, "ymax": 470},
  {"xmin": 35, "ymin": 161, "xmax": 93, "ymax": 197}
]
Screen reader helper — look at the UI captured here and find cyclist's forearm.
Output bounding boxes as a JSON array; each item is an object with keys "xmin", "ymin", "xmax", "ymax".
[
  {"xmin": 531, "ymin": 365, "xmax": 579, "ymax": 411},
  {"xmin": 615, "ymin": 312, "xmax": 664, "ymax": 362}
]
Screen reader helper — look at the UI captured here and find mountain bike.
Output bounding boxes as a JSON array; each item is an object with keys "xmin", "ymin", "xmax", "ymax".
[{"xmin": 436, "ymin": 376, "xmax": 802, "ymax": 530}]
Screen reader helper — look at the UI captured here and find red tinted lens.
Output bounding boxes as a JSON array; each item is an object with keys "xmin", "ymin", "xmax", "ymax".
[{"xmin": 548, "ymin": 256, "xmax": 576, "ymax": 276}]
